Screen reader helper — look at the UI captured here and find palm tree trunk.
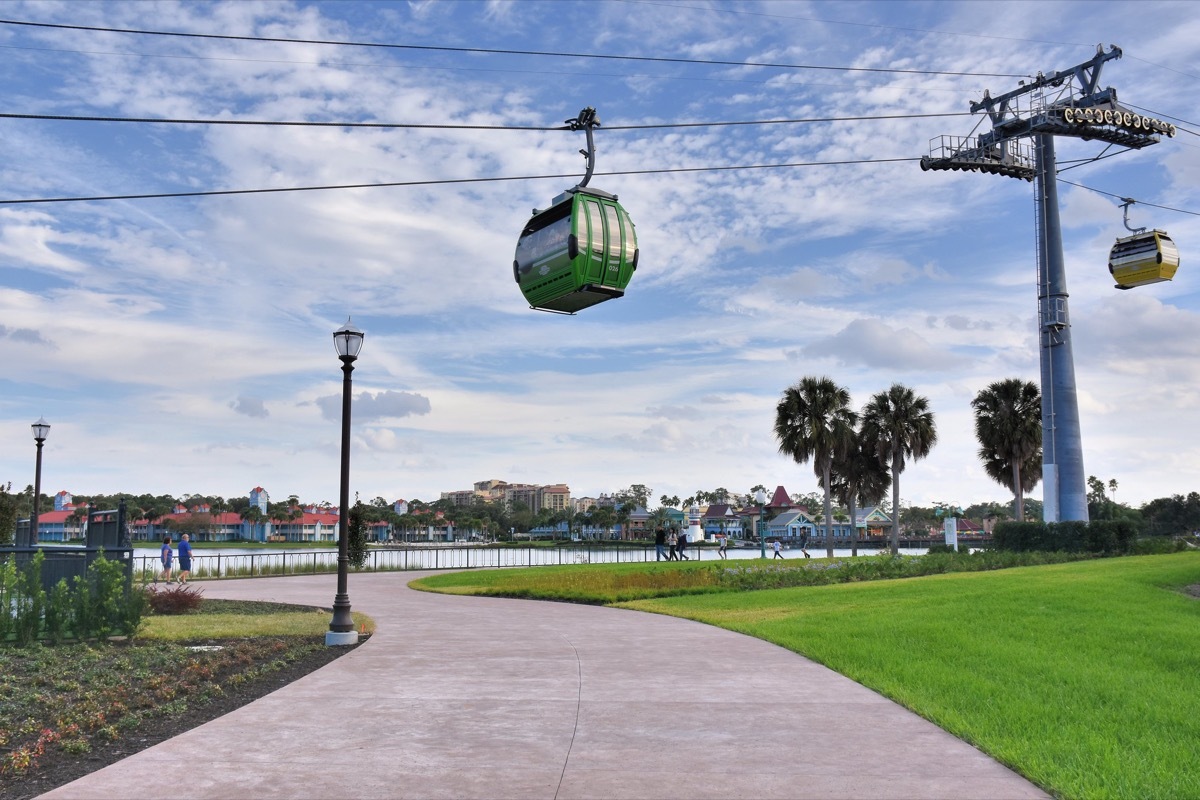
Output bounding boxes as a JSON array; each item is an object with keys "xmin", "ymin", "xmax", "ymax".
[
  {"xmin": 848, "ymin": 496, "xmax": 858, "ymax": 558},
  {"xmin": 890, "ymin": 449, "xmax": 902, "ymax": 556},
  {"xmin": 1012, "ymin": 461, "xmax": 1024, "ymax": 521},
  {"xmin": 822, "ymin": 464, "xmax": 835, "ymax": 559}
]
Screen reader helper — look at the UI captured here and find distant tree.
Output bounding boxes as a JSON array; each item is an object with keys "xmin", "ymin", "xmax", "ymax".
[
  {"xmin": 972, "ymin": 379, "xmax": 1041, "ymax": 523},
  {"xmin": 826, "ymin": 428, "xmax": 890, "ymax": 557},
  {"xmin": 861, "ymin": 383, "xmax": 937, "ymax": 555},
  {"xmin": 616, "ymin": 484, "xmax": 651, "ymax": 510},
  {"xmin": 347, "ymin": 502, "xmax": 369, "ymax": 569},
  {"xmin": 590, "ymin": 506, "xmax": 616, "ymax": 539},
  {"xmin": 710, "ymin": 487, "xmax": 731, "ymax": 504},
  {"xmin": 1141, "ymin": 492, "xmax": 1200, "ymax": 536},
  {"xmin": 0, "ymin": 482, "xmax": 17, "ymax": 546},
  {"xmin": 614, "ymin": 503, "xmax": 632, "ymax": 539},
  {"xmin": 239, "ymin": 505, "xmax": 264, "ymax": 541},
  {"xmin": 775, "ymin": 376, "xmax": 857, "ymax": 558}
]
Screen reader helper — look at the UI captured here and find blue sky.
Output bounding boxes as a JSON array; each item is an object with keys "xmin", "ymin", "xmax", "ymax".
[{"xmin": 1, "ymin": 0, "xmax": 1197, "ymax": 511}]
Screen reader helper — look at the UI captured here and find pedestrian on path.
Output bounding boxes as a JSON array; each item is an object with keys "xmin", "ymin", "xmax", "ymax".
[
  {"xmin": 678, "ymin": 530, "xmax": 690, "ymax": 560},
  {"xmin": 799, "ymin": 533, "xmax": 811, "ymax": 559},
  {"xmin": 773, "ymin": 539, "xmax": 784, "ymax": 559},
  {"xmin": 655, "ymin": 527, "xmax": 667, "ymax": 561},
  {"xmin": 157, "ymin": 535, "xmax": 174, "ymax": 583},
  {"xmin": 667, "ymin": 529, "xmax": 678, "ymax": 560},
  {"xmin": 177, "ymin": 533, "xmax": 193, "ymax": 584},
  {"xmin": 717, "ymin": 533, "xmax": 728, "ymax": 559}
]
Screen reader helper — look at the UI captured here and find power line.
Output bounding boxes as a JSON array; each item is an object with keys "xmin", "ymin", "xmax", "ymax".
[
  {"xmin": 0, "ymin": 157, "xmax": 920, "ymax": 206},
  {"xmin": 0, "ymin": 110, "xmax": 973, "ymax": 130},
  {"xmin": 0, "ymin": 18, "xmax": 1028, "ymax": 79},
  {"xmin": 1058, "ymin": 179, "xmax": 1200, "ymax": 218}
]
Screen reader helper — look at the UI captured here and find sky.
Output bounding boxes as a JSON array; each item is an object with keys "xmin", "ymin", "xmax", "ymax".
[{"xmin": 0, "ymin": 0, "xmax": 1197, "ymax": 513}]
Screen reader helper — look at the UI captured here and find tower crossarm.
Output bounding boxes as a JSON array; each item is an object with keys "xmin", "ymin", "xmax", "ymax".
[{"xmin": 922, "ymin": 43, "xmax": 1173, "ymax": 178}]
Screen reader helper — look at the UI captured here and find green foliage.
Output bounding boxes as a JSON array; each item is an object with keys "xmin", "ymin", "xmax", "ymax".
[
  {"xmin": 415, "ymin": 549, "xmax": 1096, "ymax": 603},
  {"xmin": 993, "ymin": 519, "xmax": 1140, "ymax": 554},
  {"xmin": 14, "ymin": 552, "xmax": 47, "ymax": 646},
  {"xmin": 347, "ymin": 502, "xmax": 369, "ymax": 569},
  {"xmin": 0, "ymin": 551, "xmax": 143, "ymax": 645},
  {"xmin": 0, "ymin": 557, "xmax": 16, "ymax": 642},
  {"xmin": 1129, "ymin": 536, "xmax": 1188, "ymax": 555},
  {"xmin": 0, "ymin": 481, "xmax": 19, "ymax": 546},
  {"xmin": 43, "ymin": 579, "xmax": 72, "ymax": 645},
  {"xmin": 146, "ymin": 583, "xmax": 204, "ymax": 615}
]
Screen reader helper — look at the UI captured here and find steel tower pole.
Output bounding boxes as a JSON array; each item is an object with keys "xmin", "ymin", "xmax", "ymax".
[{"xmin": 1035, "ymin": 134, "xmax": 1089, "ymax": 522}]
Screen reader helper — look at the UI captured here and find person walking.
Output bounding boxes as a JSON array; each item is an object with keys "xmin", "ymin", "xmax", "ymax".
[
  {"xmin": 655, "ymin": 527, "xmax": 667, "ymax": 561},
  {"xmin": 773, "ymin": 539, "xmax": 784, "ymax": 559},
  {"xmin": 157, "ymin": 535, "xmax": 174, "ymax": 583},
  {"xmin": 799, "ymin": 532, "xmax": 811, "ymax": 559},
  {"xmin": 717, "ymin": 533, "xmax": 728, "ymax": 559},
  {"xmin": 177, "ymin": 533, "xmax": 193, "ymax": 584},
  {"xmin": 667, "ymin": 529, "xmax": 678, "ymax": 560},
  {"xmin": 678, "ymin": 530, "xmax": 689, "ymax": 560}
]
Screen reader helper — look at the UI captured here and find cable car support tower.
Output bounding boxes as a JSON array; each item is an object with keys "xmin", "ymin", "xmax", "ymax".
[{"xmin": 920, "ymin": 45, "xmax": 1176, "ymax": 522}]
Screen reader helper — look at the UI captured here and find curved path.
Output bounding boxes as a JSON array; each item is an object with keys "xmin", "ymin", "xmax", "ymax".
[{"xmin": 44, "ymin": 572, "xmax": 1047, "ymax": 800}]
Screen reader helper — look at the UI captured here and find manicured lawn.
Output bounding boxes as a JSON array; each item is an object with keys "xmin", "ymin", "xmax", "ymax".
[{"xmin": 416, "ymin": 552, "xmax": 1200, "ymax": 800}]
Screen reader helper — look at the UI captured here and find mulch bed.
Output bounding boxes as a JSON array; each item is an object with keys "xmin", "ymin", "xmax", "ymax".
[{"xmin": 2, "ymin": 639, "xmax": 361, "ymax": 800}]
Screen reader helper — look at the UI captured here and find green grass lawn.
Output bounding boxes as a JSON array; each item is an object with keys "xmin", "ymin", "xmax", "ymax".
[{"xmin": 415, "ymin": 552, "xmax": 1200, "ymax": 800}]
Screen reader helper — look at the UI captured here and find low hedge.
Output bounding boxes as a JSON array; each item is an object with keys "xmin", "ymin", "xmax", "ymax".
[{"xmin": 992, "ymin": 518, "xmax": 1141, "ymax": 554}]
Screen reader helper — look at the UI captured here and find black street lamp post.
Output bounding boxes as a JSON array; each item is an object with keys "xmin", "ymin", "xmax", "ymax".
[
  {"xmin": 327, "ymin": 319, "xmax": 364, "ymax": 647},
  {"xmin": 29, "ymin": 418, "xmax": 50, "ymax": 547}
]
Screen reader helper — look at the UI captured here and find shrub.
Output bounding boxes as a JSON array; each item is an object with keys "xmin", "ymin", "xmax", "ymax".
[
  {"xmin": 1130, "ymin": 536, "xmax": 1187, "ymax": 555},
  {"xmin": 146, "ymin": 583, "xmax": 205, "ymax": 615},
  {"xmin": 993, "ymin": 521, "xmax": 1048, "ymax": 552},
  {"xmin": 0, "ymin": 557, "xmax": 17, "ymax": 642},
  {"xmin": 43, "ymin": 579, "xmax": 72, "ymax": 645},
  {"xmin": 994, "ymin": 519, "xmax": 1139, "ymax": 555},
  {"xmin": 14, "ymin": 552, "xmax": 46, "ymax": 646}
]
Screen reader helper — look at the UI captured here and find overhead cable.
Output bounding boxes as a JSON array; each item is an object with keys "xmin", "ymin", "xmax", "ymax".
[
  {"xmin": 0, "ymin": 157, "xmax": 920, "ymax": 205},
  {"xmin": 0, "ymin": 18, "xmax": 1028, "ymax": 79},
  {"xmin": 1057, "ymin": 179, "xmax": 1200, "ymax": 218},
  {"xmin": 0, "ymin": 110, "xmax": 974, "ymax": 130}
]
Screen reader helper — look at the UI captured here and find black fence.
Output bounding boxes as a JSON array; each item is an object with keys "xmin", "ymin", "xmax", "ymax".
[{"xmin": 1, "ymin": 502, "xmax": 134, "ymax": 592}]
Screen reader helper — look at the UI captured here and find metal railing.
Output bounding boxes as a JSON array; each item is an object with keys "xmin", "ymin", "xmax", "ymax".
[{"xmin": 133, "ymin": 543, "xmax": 663, "ymax": 581}]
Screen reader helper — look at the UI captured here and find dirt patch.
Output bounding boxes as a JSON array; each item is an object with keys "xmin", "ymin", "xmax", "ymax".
[
  {"xmin": 2, "ymin": 638, "xmax": 362, "ymax": 800},
  {"xmin": 1184, "ymin": 584, "xmax": 1200, "ymax": 599}
]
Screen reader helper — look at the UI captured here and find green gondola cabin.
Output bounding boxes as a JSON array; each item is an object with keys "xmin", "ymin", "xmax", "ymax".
[{"xmin": 514, "ymin": 187, "xmax": 638, "ymax": 314}]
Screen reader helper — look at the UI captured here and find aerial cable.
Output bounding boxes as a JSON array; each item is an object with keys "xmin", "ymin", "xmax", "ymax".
[
  {"xmin": 0, "ymin": 18, "xmax": 1028, "ymax": 79},
  {"xmin": 0, "ymin": 157, "xmax": 919, "ymax": 206},
  {"xmin": 0, "ymin": 110, "xmax": 974, "ymax": 130},
  {"xmin": 1057, "ymin": 179, "xmax": 1200, "ymax": 218}
]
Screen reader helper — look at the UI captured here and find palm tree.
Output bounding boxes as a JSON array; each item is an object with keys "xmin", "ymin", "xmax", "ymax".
[
  {"xmin": 971, "ymin": 378, "xmax": 1041, "ymax": 522},
  {"xmin": 239, "ymin": 505, "xmax": 265, "ymax": 541},
  {"xmin": 861, "ymin": 383, "xmax": 938, "ymax": 556},
  {"xmin": 826, "ymin": 430, "xmax": 891, "ymax": 557},
  {"xmin": 614, "ymin": 503, "xmax": 632, "ymax": 540},
  {"xmin": 774, "ymin": 376, "xmax": 857, "ymax": 558}
]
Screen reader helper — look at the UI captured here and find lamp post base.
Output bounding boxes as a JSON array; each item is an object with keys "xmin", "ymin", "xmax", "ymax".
[{"xmin": 325, "ymin": 630, "xmax": 360, "ymax": 647}]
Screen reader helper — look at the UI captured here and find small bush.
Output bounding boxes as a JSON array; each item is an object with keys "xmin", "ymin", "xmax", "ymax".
[
  {"xmin": 146, "ymin": 583, "xmax": 205, "ymax": 615},
  {"xmin": 43, "ymin": 579, "xmax": 72, "ymax": 645},
  {"xmin": 14, "ymin": 552, "xmax": 46, "ymax": 646},
  {"xmin": 1130, "ymin": 536, "xmax": 1188, "ymax": 555}
]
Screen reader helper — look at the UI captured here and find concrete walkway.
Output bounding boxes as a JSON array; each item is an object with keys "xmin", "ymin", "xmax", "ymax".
[{"xmin": 43, "ymin": 572, "xmax": 1048, "ymax": 800}]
